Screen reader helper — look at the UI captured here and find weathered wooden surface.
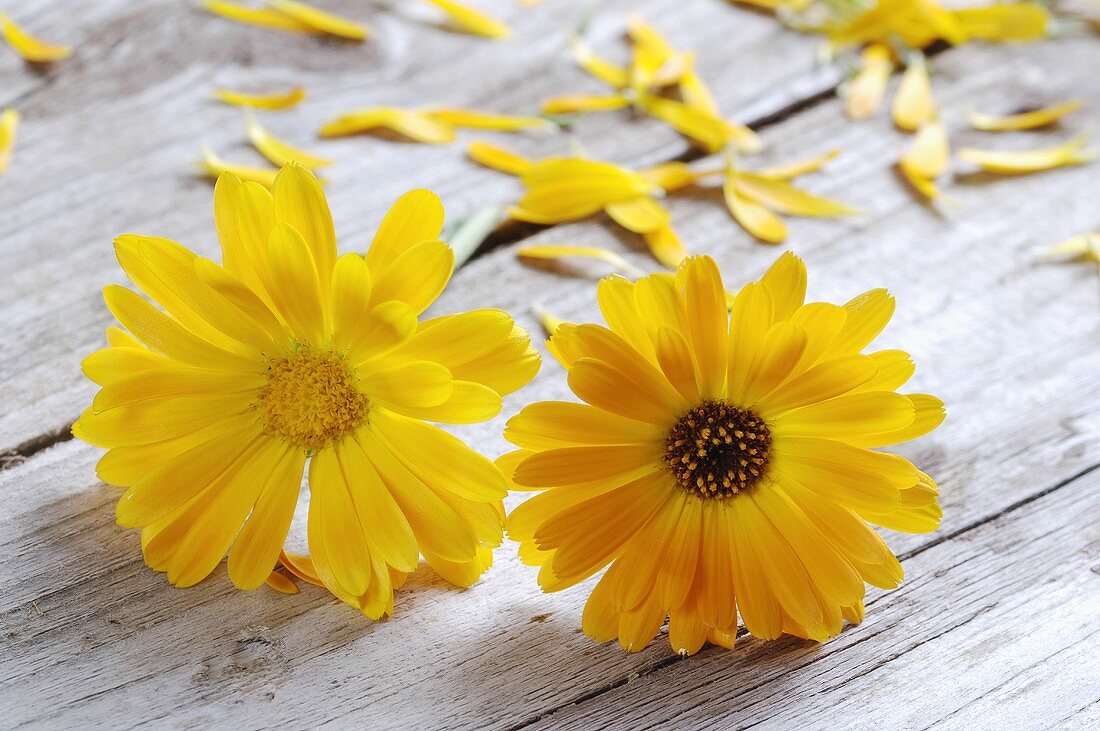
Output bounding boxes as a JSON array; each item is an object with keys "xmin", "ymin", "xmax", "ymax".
[{"xmin": 1, "ymin": 1, "xmax": 1098, "ymax": 729}]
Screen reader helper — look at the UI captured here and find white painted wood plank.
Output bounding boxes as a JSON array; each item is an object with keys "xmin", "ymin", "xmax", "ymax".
[
  {"xmin": 1, "ymin": 37, "xmax": 1098, "ymax": 729},
  {"xmin": 526, "ymin": 468, "xmax": 1100, "ymax": 731},
  {"xmin": 0, "ymin": 0, "xmax": 835, "ymax": 451}
]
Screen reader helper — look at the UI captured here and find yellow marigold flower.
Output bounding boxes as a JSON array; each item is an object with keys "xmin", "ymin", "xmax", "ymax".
[
  {"xmin": 320, "ymin": 107, "xmax": 548, "ymax": 144},
  {"xmin": 543, "ymin": 17, "xmax": 761, "ymax": 153},
  {"xmin": 73, "ymin": 164, "xmax": 540, "ymax": 618},
  {"xmin": 0, "ymin": 108, "xmax": 17, "ymax": 174},
  {"xmin": 0, "ymin": 12, "xmax": 71, "ymax": 63},
  {"xmin": 500, "ymin": 253, "xmax": 944, "ymax": 654},
  {"xmin": 468, "ymin": 142, "xmax": 688, "ymax": 267}
]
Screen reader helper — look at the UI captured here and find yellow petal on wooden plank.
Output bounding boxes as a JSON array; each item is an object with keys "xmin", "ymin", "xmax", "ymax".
[
  {"xmin": 756, "ymin": 150, "xmax": 840, "ymax": 180},
  {"xmin": 245, "ymin": 110, "xmax": 332, "ymax": 168},
  {"xmin": 951, "ymin": 4, "xmax": 1049, "ymax": 41},
  {"xmin": 542, "ymin": 94, "xmax": 630, "ymax": 115},
  {"xmin": 724, "ymin": 176, "xmax": 787, "ymax": 244},
  {"xmin": 965, "ymin": 99, "xmax": 1083, "ymax": 132},
  {"xmin": 0, "ymin": 13, "xmax": 72, "ymax": 62},
  {"xmin": 680, "ymin": 70, "xmax": 719, "ymax": 115},
  {"xmin": 0, "ymin": 108, "xmax": 18, "ymax": 174},
  {"xmin": 640, "ymin": 95, "xmax": 761, "ymax": 153},
  {"xmin": 319, "ymin": 108, "xmax": 456, "ymax": 143},
  {"xmin": 1032, "ymin": 233, "xmax": 1100, "ymax": 263},
  {"xmin": 517, "ymin": 245, "xmax": 645, "ymax": 277},
  {"xmin": 199, "ymin": 146, "xmax": 280, "ymax": 188},
  {"xmin": 892, "ymin": 53, "xmax": 935, "ymax": 132},
  {"xmin": 266, "ymin": 0, "xmax": 369, "ymax": 40},
  {"xmin": 957, "ymin": 136, "xmax": 1098, "ymax": 175},
  {"xmin": 844, "ymin": 43, "xmax": 893, "ymax": 121},
  {"xmin": 213, "ymin": 86, "xmax": 306, "ymax": 110},
  {"xmin": 265, "ymin": 571, "xmax": 299, "ymax": 594},
  {"xmin": 641, "ymin": 162, "xmax": 701, "ymax": 192},
  {"xmin": 532, "ymin": 304, "xmax": 566, "ymax": 338},
  {"xmin": 421, "ymin": 0, "xmax": 510, "ymax": 38},
  {"xmin": 466, "ymin": 141, "xmax": 532, "ymax": 175},
  {"xmin": 200, "ymin": 0, "xmax": 320, "ymax": 33},
  {"xmin": 900, "ymin": 119, "xmax": 948, "ymax": 180},
  {"xmin": 642, "ymin": 223, "xmax": 689, "ymax": 268},
  {"xmin": 898, "ymin": 159, "xmax": 943, "ymax": 201},
  {"xmin": 734, "ymin": 172, "xmax": 858, "ymax": 217},
  {"xmin": 569, "ymin": 35, "xmax": 628, "ymax": 89},
  {"xmin": 428, "ymin": 108, "xmax": 550, "ymax": 131}
]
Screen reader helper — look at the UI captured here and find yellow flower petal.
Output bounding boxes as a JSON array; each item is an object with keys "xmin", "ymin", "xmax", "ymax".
[
  {"xmin": 367, "ymin": 189, "xmax": 445, "ymax": 270},
  {"xmin": 428, "ymin": 108, "xmax": 549, "ymax": 131},
  {"xmin": 679, "ymin": 71, "xmax": 719, "ymax": 115},
  {"xmin": 517, "ymin": 159, "xmax": 659, "ymax": 221},
  {"xmin": 213, "ymin": 86, "xmax": 306, "ymax": 110},
  {"xmin": 533, "ymin": 305, "xmax": 566, "ymax": 338},
  {"xmin": 542, "ymin": 94, "xmax": 631, "ymax": 115},
  {"xmin": 844, "ymin": 44, "xmax": 893, "ymax": 121},
  {"xmin": 421, "ymin": 0, "xmax": 510, "ymax": 39},
  {"xmin": 640, "ymin": 95, "xmax": 761, "ymax": 153},
  {"xmin": 0, "ymin": 108, "xmax": 17, "ymax": 174},
  {"xmin": 517, "ymin": 245, "xmax": 645, "ymax": 278},
  {"xmin": 957, "ymin": 136, "xmax": 1098, "ymax": 175},
  {"xmin": 605, "ymin": 196, "xmax": 670, "ymax": 234},
  {"xmin": 951, "ymin": 3, "xmax": 1049, "ymax": 41},
  {"xmin": 1033, "ymin": 233, "xmax": 1100, "ymax": 271},
  {"xmin": 640, "ymin": 162, "xmax": 700, "ymax": 191},
  {"xmin": 900, "ymin": 119, "xmax": 949, "ymax": 180},
  {"xmin": 246, "ymin": 110, "xmax": 333, "ymax": 168},
  {"xmin": 200, "ymin": 0, "xmax": 320, "ymax": 34},
  {"xmin": 965, "ymin": 99, "xmax": 1083, "ymax": 132},
  {"xmin": 642, "ymin": 224, "xmax": 689, "ymax": 269},
  {"xmin": 266, "ymin": 0, "xmax": 369, "ymax": 40},
  {"xmin": 734, "ymin": 172, "xmax": 858, "ymax": 218},
  {"xmin": 319, "ymin": 107, "xmax": 455, "ymax": 143},
  {"xmin": 199, "ymin": 146, "xmax": 280, "ymax": 188},
  {"xmin": 756, "ymin": 150, "xmax": 841, "ymax": 180},
  {"xmin": 0, "ymin": 13, "xmax": 71, "ymax": 62},
  {"xmin": 466, "ymin": 141, "xmax": 532, "ymax": 175},
  {"xmin": 892, "ymin": 53, "xmax": 935, "ymax": 132},
  {"xmin": 569, "ymin": 35, "xmax": 628, "ymax": 89},
  {"xmin": 724, "ymin": 177, "xmax": 787, "ymax": 243}
]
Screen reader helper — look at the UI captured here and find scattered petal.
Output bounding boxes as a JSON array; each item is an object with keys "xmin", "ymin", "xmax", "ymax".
[
  {"xmin": 200, "ymin": 0, "xmax": 320, "ymax": 34},
  {"xmin": 734, "ymin": 172, "xmax": 858, "ymax": 217},
  {"xmin": 467, "ymin": 141, "xmax": 532, "ymax": 175},
  {"xmin": 320, "ymin": 108, "xmax": 456, "ymax": 143},
  {"xmin": 266, "ymin": 0, "xmax": 370, "ymax": 40},
  {"xmin": 517, "ymin": 245, "xmax": 645, "ymax": 277},
  {"xmin": 542, "ymin": 94, "xmax": 631, "ymax": 115},
  {"xmin": 900, "ymin": 119, "xmax": 949, "ymax": 180},
  {"xmin": 844, "ymin": 44, "xmax": 893, "ymax": 121},
  {"xmin": 957, "ymin": 136, "xmax": 1097, "ymax": 175},
  {"xmin": 570, "ymin": 35, "xmax": 628, "ymax": 89},
  {"xmin": 0, "ymin": 108, "xmax": 18, "ymax": 174},
  {"xmin": 642, "ymin": 223, "xmax": 689, "ymax": 267},
  {"xmin": 213, "ymin": 86, "xmax": 306, "ymax": 110},
  {"xmin": 532, "ymin": 304, "xmax": 566, "ymax": 337},
  {"xmin": 952, "ymin": 4, "xmax": 1049, "ymax": 41},
  {"xmin": 0, "ymin": 13, "xmax": 72, "ymax": 62},
  {"xmin": 246, "ymin": 110, "xmax": 333, "ymax": 169},
  {"xmin": 756, "ymin": 150, "xmax": 841, "ymax": 180},
  {"xmin": 428, "ymin": 108, "xmax": 550, "ymax": 131},
  {"xmin": 892, "ymin": 53, "xmax": 935, "ymax": 132},
  {"xmin": 421, "ymin": 0, "xmax": 511, "ymax": 38},
  {"xmin": 265, "ymin": 571, "xmax": 299, "ymax": 594},
  {"xmin": 1033, "ymin": 233, "xmax": 1100, "ymax": 272},
  {"xmin": 724, "ymin": 177, "xmax": 788, "ymax": 243},
  {"xmin": 965, "ymin": 99, "xmax": 1083, "ymax": 132},
  {"xmin": 199, "ymin": 146, "xmax": 279, "ymax": 188}
]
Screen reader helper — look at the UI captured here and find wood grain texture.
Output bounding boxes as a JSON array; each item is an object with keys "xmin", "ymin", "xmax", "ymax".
[
  {"xmin": 0, "ymin": 0, "xmax": 835, "ymax": 452},
  {"xmin": 1, "ymin": 2, "xmax": 1098, "ymax": 729}
]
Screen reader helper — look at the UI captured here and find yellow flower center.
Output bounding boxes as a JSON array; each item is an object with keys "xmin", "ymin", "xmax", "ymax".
[
  {"xmin": 664, "ymin": 400, "xmax": 771, "ymax": 499},
  {"xmin": 255, "ymin": 347, "xmax": 368, "ymax": 453}
]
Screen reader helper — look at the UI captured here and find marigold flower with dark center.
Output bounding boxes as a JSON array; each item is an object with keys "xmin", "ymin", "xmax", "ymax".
[
  {"xmin": 500, "ymin": 253, "xmax": 944, "ymax": 654},
  {"xmin": 74, "ymin": 163, "xmax": 540, "ymax": 618}
]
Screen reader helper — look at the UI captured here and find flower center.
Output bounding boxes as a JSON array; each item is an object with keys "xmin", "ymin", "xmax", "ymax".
[
  {"xmin": 663, "ymin": 400, "xmax": 771, "ymax": 499},
  {"xmin": 255, "ymin": 347, "xmax": 368, "ymax": 453}
]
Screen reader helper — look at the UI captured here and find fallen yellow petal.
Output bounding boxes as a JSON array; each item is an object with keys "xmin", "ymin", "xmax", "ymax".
[
  {"xmin": 319, "ymin": 107, "xmax": 456, "ymax": 143},
  {"xmin": 467, "ymin": 141, "xmax": 532, "ymax": 175},
  {"xmin": 957, "ymin": 136, "xmax": 1098, "ymax": 175},
  {"xmin": 422, "ymin": 0, "xmax": 510, "ymax": 38},
  {"xmin": 724, "ymin": 177, "xmax": 787, "ymax": 243},
  {"xmin": 266, "ymin": 0, "xmax": 369, "ymax": 40},
  {"xmin": 605, "ymin": 196, "xmax": 671, "ymax": 234},
  {"xmin": 213, "ymin": 86, "xmax": 306, "ymax": 110},
  {"xmin": 965, "ymin": 99, "xmax": 1083, "ymax": 132},
  {"xmin": 532, "ymin": 304, "xmax": 566, "ymax": 338},
  {"xmin": 892, "ymin": 53, "xmax": 935, "ymax": 132},
  {"xmin": 641, "ymin": 162, "xmax": 700, "ymax": 191},
  {"xmin": 642, "ymin": 223, "xmax": 688, "ymax": 268},
  {"xmin": 0, "ymin": 108, "xmax": 18, "ymax": 174},
  {"xmin": 898, "ymin": 162, "xmax": 942, "ymax": 200},
  {"xmin": 900, "ymin": 119, "xmax": 948, "ymax": 180},
  {"xmin": 844, "ymin": 43, "xmax": 893, "ymax": 121},
  {"xmin": 517, "ymin": 245, "xmax": 645, "ymax": 277},
  {"xmin": 518, "ymin": 159, "xmax": 659, "ymax": 220},
  {"xmin": 679, "ymin": 70, "xmax": 720, "ymax": 115},
  {"xmin": 199, "ymin": 146, "xmax": 279, "ymax": 188},
  {"xmin": 245, "ymin": 110, "xmax": 332, "ymax": 168},
  {"xmin": 542, "ymin": 94, "xmax": 631, "ymax": 115},
  {"xmin": 265, "ymin": 571, "xmax": 299, "ymax": 594},
  {"xmin": 640, "ymin": 95, "xmax": 761, "ymax": 153},
  {"xmin": 734, "ymin": 172, "xmax": 858, "ymax": 217},
  {"xmin": 1033, "ymin": 233, "xmax": 1100, "ymax": 273},
  {"xmin": 951, "ymin": 4, "xmax": 1049, "ymax": 41},
  {"xmin": 0, "ymin": 13, "xmax": 72, "ymax": 62},
  {"xmin": 200, "ymin": 0, "xmax": 319, "ymax": 34},
  {"xmin": 428, "ymin": 108, "xmax": 550, "ymax": 131},
  {"xmin": 756, "ymin": 150, "xmax": 841, "ymax": 180},
  {"xmin": 570, "ymin": 35, "xmax": 628, "ymax": 89}
]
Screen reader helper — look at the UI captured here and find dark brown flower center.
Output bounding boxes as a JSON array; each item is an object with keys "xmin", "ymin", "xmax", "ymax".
[{"xmin": 663, "ymin": 400, "xmax": 771, "ymax": 499}]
